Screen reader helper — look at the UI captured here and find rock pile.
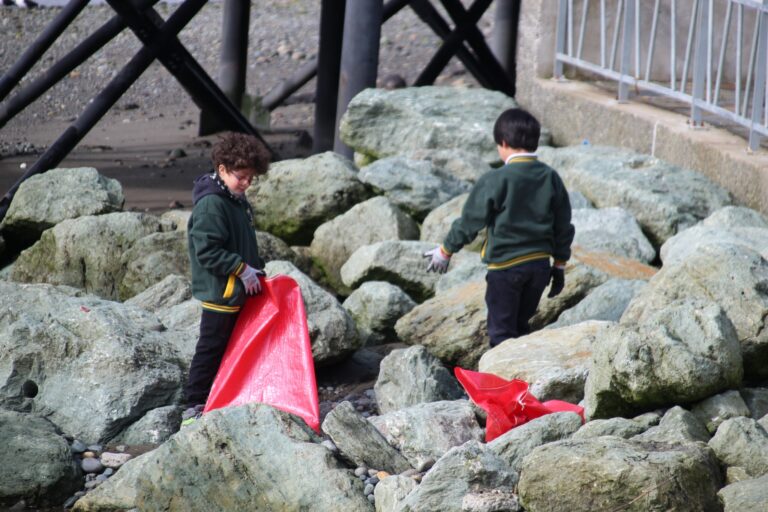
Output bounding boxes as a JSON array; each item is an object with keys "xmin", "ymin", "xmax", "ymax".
[{"xmin": 0, "ymin": 87, "xmax": 766, "ymax": 511}]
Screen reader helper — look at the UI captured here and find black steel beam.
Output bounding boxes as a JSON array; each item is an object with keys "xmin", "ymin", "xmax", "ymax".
[
  {"xmin": 333, "ymin": 0, "xmax": 383, "ymax": 157},
  {"xmin": 103, "ymin": 0, "xmax": 269, "ymax": 150},
  {"xmin": 218, "ymin": 0, "xmax": 250, "ymax": 108},
  {"xmin": 0, "ymin": 0, "xmax": 208, "ymax": 223},
  {"xmin": 312, "ymin": 0, "xmax": 346, "ymax": 153},
  {"xmin": 413, "ymin": 0, "xmax": 493, "ymax": 87},
  {"xmin": 409, "ymin": 0, "xmax": 491, "ymax": 89},
  {"xmin": 491, "ymin": 0, "xmax": 520, "ymax": 79},
  {"xmin": 0, "ymin": 0, "xmax": 89, "ymax": 102},
  {"xmin": 438, "ymin": 0, "xmax": 515, "ymax": 95},
  {"xmin": 0, "ymin": 0, "xmax": 160, "ymax": 130}
]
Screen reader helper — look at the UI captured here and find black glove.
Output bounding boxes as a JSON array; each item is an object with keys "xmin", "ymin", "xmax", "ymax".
[{"xmin": 548, "ymin": 267, "xmax": 565, "ymax": 298}]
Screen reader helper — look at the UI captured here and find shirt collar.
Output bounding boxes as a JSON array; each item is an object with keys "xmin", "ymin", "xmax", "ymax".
[{"xmin": 505, "ymin": 152, "xmax": 538, "ymax": 165}]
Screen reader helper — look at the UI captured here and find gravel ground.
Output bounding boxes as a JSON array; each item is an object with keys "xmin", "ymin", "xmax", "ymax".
[{"xmin": 0, "ymin": 0, "xmax": 492, "ymax": 152}]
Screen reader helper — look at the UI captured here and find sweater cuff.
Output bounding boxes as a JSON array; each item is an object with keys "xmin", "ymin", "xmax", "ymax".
[
  {"xmin": 553, "ymin": 259, "xmax": 567, "ymax": 270},
  {"xmin": 234, "ymin": 261, "xmax": 246, "ymax": 275}
]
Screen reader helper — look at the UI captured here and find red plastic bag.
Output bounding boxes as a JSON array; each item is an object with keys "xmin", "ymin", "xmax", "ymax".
[
  {"xmin": 204, "ymin": 275, "xmax": 320, "ymax": 432},
  {"xmin": 455, "ymin": 367, "xmax": 584, "ymax": 442}
]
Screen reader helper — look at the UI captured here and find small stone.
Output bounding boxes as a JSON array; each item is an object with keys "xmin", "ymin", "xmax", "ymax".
[
  {"xmin": 354, "ymin": 466, "xmax": 368, "ymax": 477},
  {"xmin": 377, "ymin": 471, "xmax": 391, "ymax": 480},
  {"xmin": 320, "ymin": 440, "xmax": 337, "ymax": 452},
  {"xmin": 115, "ymin": 445, "xmax": 127, "ymax": 452},
  {"xmin": 95, "ymin": 474, "xmax": 109, "ymax": 483},
  {"xmin": 87, "ymin": 444, "xmax": 103, "ymax": 453},
  {"xmin": 82, "ymin": 451, "xmax": 96, "ymax": 458},
  {"xmin": 100, "ymin": 452, "xmax": 132, "ymax": 469},
  {"xmin": 359, "ymin": 474, "xmax": 367, "ymax": 481},
  {"xmin": 400, "ymin": 469, "xmax": 418, "ymax": 477},
  {"xmin": 70, "ymin": 440, "xmax": 87, "ymax": 453},
  {"xmin": 364, "ymin": 483, "xmax": 375, "ymax": 496},
  {"xmin": 74, "ymin": 491, "xmax": 86, "ymax": 497},
  {"xmin": 169, "ymin": 148, "xmax": 186, "ymax": 159},
  {"xmin": 63, "ymin": 495, "xmax": 80, "ymax": 508},
  {"xmin": 367, "ymin": 494, "xmax": 376, "ymax": 504},
  {"xmin": 84, "ymin": 480, "xmax": 99, "ymax": 490},
  {"xmin": 367, "ymin": 468, "xmax": 379, "ymax": 477},
  {"xmin": 81, "ymin": 457, "xmax": 104, "ymax": 474},
  {"xmin": 103, "ymin": 468, "xmax": 114, "ymax": 477},
  {"xmin": 169, "ymin": 200, "xmax": 184, "ymax": 209},
  {"xmin": 369, "ymin": 476, "xmax": 380, "ymax": 485}
]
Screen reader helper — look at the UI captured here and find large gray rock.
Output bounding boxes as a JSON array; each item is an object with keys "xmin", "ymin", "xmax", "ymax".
[
  {"xmin": 374, "ymin": 345, "xmax": 464, "ymax": 414},
  {"xmin": 488, "ymin": 412, "xmax": 583, "ymax": 472},
  {"xmin": 708, "ymin": 417, "xmax": 768, "ymax": 477},
  {"xmin": 395, "ymin": 281, "xmax": 487, "ymax": 368},
  {"xmin": 2, "ymin": 167, "xmax": 123, "ymax": 240},
  {"xmin": 341, "ymin": 241, "xmax": 441, "ymax": 302},
  {"xmin": 0, "ymin": 282, "xmax": 185, "ymax": 442},
  {"xmin": 311, "ymin": 197, "xmax": 419, "ymax": 292},
  {"xmin": 585, "ymin": 301, "xmax": 743, "ymax": 419},
  {"xmin": 622, "ymin": 244, "xmax": 768, "ymax": 379},
  {"xmin": 538, "ymin": 145, "xmax": 732, "ymax": 247},
  {"xmin": 547, "ymin": 278, "xmax": 647, "ymax": 329},
  {"xmin": 343, "ymin": 281, "xmax": 417, "ymax": 346},
  {"xmin": 322, "ymin": 401, "xmax": 412, "ymax": 474},
  {"xmin": 158, "ymin": 209, "xmax": 191, "ymax": 231},
  {"xmin": 702, "ymin": 205, "xmax": 768, "ymax": 229},
  {"xmin": 479, "ymin": 321, "xmax": 612, "ymax": 403},
  {"xmin": 0, "ymin": 410, "xmax": 81, "ymax": 507},
  {"xmin": 692, "ymin": 390, "xmax": 752, "ymax": 434},
  {"xmin": 247, "ymin": 151, "xmax": 370, "ymax": 245},
  {"xmin": 358, "ymin": 157, "xmax": 470, "ymax": 220},
  {"xmin": 255, "ymin": 229, "xmax": 303, "ymax": 267},
  {"xmin": 572, "ymin": 417, "xmax": 649, "ymax": 440},
  {"xmin": 660, "ymin": 224, "xmax": 768, "ymax": 266},
  {"xmin": 419, "ymin": 194, "xmax": 483, "ymax": 252},
  {"xmin": 718, "ymin": 474, "xmax": 768, "ymax": 511},
  {"xmin": 404, "ymin": 148, "xmax": 493, "ymax": 184},
  {"xmin": 114, "ymin": 405, "xmax": 184, "ymax": 445},
  {"xmin": 394, "ymin": 441, "xmax": 518, "ymax": 512},
  {"xmin": 265, "ymin": 261, "xmax": 360, "ymax": 365},
  {"xmin": 571, "ymin": 207, "xmax": 656, "ymax": 263},
  {"xmin": 10, "ymin": 212, "xmax": 163, "ymax": 300},
  {"xmin": 631, "ymin": 406, "xmax": 711, "ymax": 445},
  {"xmin": 74, "ymin": 404, "xmax": 372, "ymax": 512},
  {"xmin": 118, "ymin": 230, "xmax": 190, "ymax": 300},
  {"xmin": 374, "ymin": 475, "xmax": 417, "ymax": 512},
  {"xmin": 339, "ymin": 86, "xmax": 519, "ymax": 164},
  {"xmin": 518, "ymin": 437, "xmax": 722, "ymax": 512},
  {"xmin": 124, "ymin": 274, "xmax": 192, "ymax": 314},
  {"xmin": 741, "ymin": 388, "xmax": 768, "ymax": 419},
  {"xmin": 368, "ymin": 400, "xmax": 484, "ymax": 471}
]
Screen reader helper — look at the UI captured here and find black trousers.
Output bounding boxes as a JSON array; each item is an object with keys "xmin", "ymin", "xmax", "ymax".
[
  {"xmin": 184, "ymin": 309, "xmax": 239, "ymax": 407},
  {"xmin": 485, "ymin": 260, "xmax": 551, "ymax": 348}
]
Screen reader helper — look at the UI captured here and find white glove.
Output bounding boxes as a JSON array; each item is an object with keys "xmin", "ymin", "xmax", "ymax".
[
  {"xmin": 423, "ymin": 246, "xmax": 451, "ymax": 274},
  {"xmin": 239, "ymin": 264, "xmax": 264, "ymax": 295}
]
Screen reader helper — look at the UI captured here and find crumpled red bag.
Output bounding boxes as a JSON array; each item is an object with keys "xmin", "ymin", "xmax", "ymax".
[
  {"xmin": 455, "ymin": 367, "xmax": 584, "ymax": 442},
  {"xmin": 204, "ymin": 275, "xmax": 320, "ymax": 432}
]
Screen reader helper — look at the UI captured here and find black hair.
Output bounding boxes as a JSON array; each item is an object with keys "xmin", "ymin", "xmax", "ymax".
[
  {"xmin": 493, "ymin": 108, "xmax": 541, "ymax": 152},
  {"xmin": 211, "ymin": 132, "xmax": 271, "ymax": 175}
]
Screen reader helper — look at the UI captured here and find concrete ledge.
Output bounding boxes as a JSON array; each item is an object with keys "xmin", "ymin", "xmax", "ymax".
[{"xmin": 516, "ymin": 77, "xmax": 768, "ymax": 215}]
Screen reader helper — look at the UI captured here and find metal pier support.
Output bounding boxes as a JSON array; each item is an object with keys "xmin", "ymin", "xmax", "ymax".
[
  {"xmin": 491, "ymin": 0, "xmax": 520, "ymax": 78},
  {"xmin": 313, "ymin": 0, "xmax": 347, "ymax": 153}
]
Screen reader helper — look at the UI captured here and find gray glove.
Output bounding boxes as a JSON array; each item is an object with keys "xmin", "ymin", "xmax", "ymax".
[
  {"xmin": 423, "ymin": 246, "xmax": 451, "ymax": 274},
  {"xmin": 239, "ymin": 264, "xmax": 264, "ymax": 295}
]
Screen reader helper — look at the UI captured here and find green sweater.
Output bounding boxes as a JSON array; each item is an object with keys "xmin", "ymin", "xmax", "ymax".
[
  {"xmin": 188, "ymin": 179, "xmax": 264, "ymax": 313},
  {"xmin": 442, "ymin": 157, "xmax": 574, "ymax": 270}
]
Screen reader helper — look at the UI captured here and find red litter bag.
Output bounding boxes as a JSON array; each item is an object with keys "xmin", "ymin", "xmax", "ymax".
[
  {"xmin": 204, "ymin": 275, "xmax": 320, "ymax": 432},
  {"xmin": 455, "ymin": 367, "xmax": 583, "ymax": 442}
]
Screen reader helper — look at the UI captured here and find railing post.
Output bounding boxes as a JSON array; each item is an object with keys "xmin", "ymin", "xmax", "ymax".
[
  {"xmin": 618, "ymin": 0, "xmax": 635, "ymax": 102},
  {"xmin": 749, "ymin": 1, "xmax": 768, "ymax": 150},
  {"xmin": 691, "ymin": 0, "xmax": 709, "ymax": 126},
  {"xmin": 554, "ymin": 0, "xmax": 568, "ymax": 78}
]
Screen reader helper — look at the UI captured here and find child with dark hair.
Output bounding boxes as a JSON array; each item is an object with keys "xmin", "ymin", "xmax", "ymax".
[
  {"xmin": 182, "ymin": 132, "xmax": 271, "ymax": 426},
  {"xmin": 424, "ymin": 108, "xmax": 574, "ymax": 347}
]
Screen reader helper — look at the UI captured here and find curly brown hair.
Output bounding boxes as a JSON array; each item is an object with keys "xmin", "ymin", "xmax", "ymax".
[{"xmin": 211, "ymin": 132, "xmax": 270, "ymax": 175}]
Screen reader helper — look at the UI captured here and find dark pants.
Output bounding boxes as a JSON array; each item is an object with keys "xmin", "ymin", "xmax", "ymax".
[
  {"xmin": 184, "ymin": 309, "xmax": 239, "ymax": 407},
  {"xmin": 485, "ymin": 260, "xmax": 551, "ymax": 348}
]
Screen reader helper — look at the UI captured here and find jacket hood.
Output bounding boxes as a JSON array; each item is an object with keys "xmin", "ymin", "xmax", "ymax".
[{"xmin": 192, "ymin": 173, "xmax": 227, "ymax": 205}]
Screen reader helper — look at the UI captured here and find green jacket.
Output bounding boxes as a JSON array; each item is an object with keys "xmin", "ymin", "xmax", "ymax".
[
  {"xmin": 442, "ymin": 157, "xmax": 574, "ymax": 270},
  {"xmin": 187, "ymin": 173, "xmax": 264, "ymax": 313}
]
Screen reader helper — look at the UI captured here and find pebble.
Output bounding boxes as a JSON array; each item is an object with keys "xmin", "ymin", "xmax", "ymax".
[
  {"xmin": 320, "ymin": 439, "xmax": 337, "ymax": 453},
  {"xmin": 367, "ymin": 468, "xmax": 379, "ymax": 477},
  {"xmin": 363, "ymin": 483, "xmax": 375, "ymax": 496},
  {"xmin": 354, "ymin": 466, "xmax": 368, "ymax": 477},
  {"xmin": 377, "ymin": 471, "xmax": 391, "ymax": 480},
  {"xmin": 87, "ymin": 444, "xmax": 103, "ymax": 453},
  {"xmin": 70, "ymin": 440, "xmax": 87, "ymax": 454},
  {"xmin": 367, "ymin": 494, "xmax": 375, "ymax": 504},
  {"xmin": 82, "ymin": 451, "xmax": 96, "ymax": 458},
  {"xmin": 81, "ymin": 458, "xmax": 104, "ymax": 474},
  {"xmin": 103, "ymin": 468, "xmax": 115, "ymax": 477},
  {"xmin": 84, "ymin": 480, "xmax": 100, "ymax": 490},
  {"xmin": 100, "ymin": 452, "xmax": 132, "ymax": 469},
  {"xmin": 63, "ymin": 495, "xmax": 80, "ymax": 508}
]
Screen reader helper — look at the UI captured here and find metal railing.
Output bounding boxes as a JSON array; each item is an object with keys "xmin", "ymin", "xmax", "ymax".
[{"xmin": 554, "ymin": 0, "xmax": 768, "ymax": 151}]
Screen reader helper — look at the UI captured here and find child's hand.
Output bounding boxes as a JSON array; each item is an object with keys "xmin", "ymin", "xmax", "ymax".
[
  {"xmin": 239, "ymin": 265, "xmax": 264, "ymax": 295},
  {"xmin": 423, "ymin": 247, "xmax": 451, "ymax": 274},
  {"xmin": 547, "ymin": 267, "xmax": 565, "ymax": 297}
]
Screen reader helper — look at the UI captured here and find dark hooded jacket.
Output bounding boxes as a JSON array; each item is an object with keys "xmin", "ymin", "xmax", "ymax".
[{"xmin": 187, "ymin": 173, "xmax": 264, "ymax": 313}]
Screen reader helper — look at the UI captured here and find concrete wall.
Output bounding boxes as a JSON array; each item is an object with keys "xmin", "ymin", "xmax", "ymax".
[{"xmin": 515, "ymin": 1, "xmax": 768, "ymax": 215}]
